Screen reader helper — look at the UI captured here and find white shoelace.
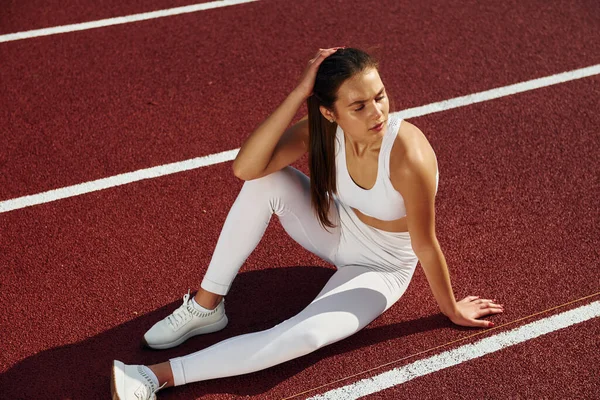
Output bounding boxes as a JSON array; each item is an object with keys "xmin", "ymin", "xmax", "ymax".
[
  {"xmin": 166, "ymin": 291, "xmax": 193, "ymax": 329},
  {"xmin": 135, "ymin": 366, "xmax": 167, "ymax": 400}
]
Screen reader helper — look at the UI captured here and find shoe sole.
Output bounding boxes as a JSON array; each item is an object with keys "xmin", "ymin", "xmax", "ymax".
[
  {"xmin": 111, "ymin": 360, "xmax": 124, "ymax": 400},
  {"xmin": 144, "ymin": 314, "xmax": 229, "ymax": 350}
]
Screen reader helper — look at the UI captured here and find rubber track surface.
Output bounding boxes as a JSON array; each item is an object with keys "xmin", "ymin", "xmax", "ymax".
[
  {"xmin": 2, "ymin": 0, "xmax": 599, "ymax": 199},
  {"xmin": 1, "ymin": 1, "xmax": 599, "ymax": 399}
]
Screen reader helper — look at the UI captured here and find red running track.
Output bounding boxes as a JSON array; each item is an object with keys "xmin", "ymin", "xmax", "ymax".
[
  {"xmin": 1, "ymin": 0, "xmax": 600, "ymax": 199},
  {"xmin": 1, "ymin": 1, "xmax": 599, "ymax": 399},
  {"xmin": 1, "ymin": 76, "xmax": 598, "ymax": 398},
  {"xmin": 363, "ymin": 316, "xmax": 600, "ymax": 400},
  {"xmin": 0, "ymin": 0, "xmax": 216, "ymax": 34}
]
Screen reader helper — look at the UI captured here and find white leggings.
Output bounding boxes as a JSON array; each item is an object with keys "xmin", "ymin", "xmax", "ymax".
[{"xmin": 169, "ymin": 167, "xmax": 419, "ymax": 386}]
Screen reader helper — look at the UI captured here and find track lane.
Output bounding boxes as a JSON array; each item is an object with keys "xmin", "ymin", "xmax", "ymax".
[
  {"xmin": 3, "ymin": 64, "xmax": 600, "ymax": 214},
  {"xmin": 0, "ymin": 0, "xmax": 217, "ymax": 34},
  {"xmin": 1, "ymin": 76, "xmax": 598, "ymax": 398},
  {"xmin": 373, "ymin": 315, "xmax": 599, "ymax": 399},
  {"xmin": 2, "ymin": 0, "xmax": 600, "ymax": 200}
]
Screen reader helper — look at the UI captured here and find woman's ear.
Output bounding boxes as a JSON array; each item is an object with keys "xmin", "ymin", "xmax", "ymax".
[{"xmin": 319, "ymin": 105, "xmax": 335, "ymax": 123}]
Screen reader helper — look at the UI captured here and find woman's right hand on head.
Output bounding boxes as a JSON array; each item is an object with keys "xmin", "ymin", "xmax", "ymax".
[{"xmin": 294, "ymin": 47, "xmax": 343, "ymax": 99}]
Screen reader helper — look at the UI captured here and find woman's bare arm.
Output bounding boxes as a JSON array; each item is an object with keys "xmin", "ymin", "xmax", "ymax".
[
  {"xmin": 395, "ymin": 142, "xmax": 459, "ymax": 318},
  {"xmin": 393, "ymin": 124, "xmax": 503, "ymax": 327},
  {"xmin": 232, "ymin": 90, "xmax": 307, "ymax": 180},
  {"xmin": 233, "ymin": 48, "xmax": 340, "ymax": 180}
]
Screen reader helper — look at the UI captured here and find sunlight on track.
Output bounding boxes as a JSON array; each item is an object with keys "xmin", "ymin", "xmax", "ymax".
[
  {"xmin": 0, "ymin": 0, "xmax": 259, "ymax": 43},
  {"xmin": 3, "ymin": 3, "xmax": 598, "ymax": 400},
  {"xmin": 1, "ymin": 64, "xmax": 599, "ymax": 213}
]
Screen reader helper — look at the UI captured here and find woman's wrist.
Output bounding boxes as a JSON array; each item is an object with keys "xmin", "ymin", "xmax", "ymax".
[
  {"xmin": 290, "ymin": 87, "xmax": 310, "ymax": 103},
  {"xmin": 441, "ymin": 302, "xmax": 459, "ymax": 320}
]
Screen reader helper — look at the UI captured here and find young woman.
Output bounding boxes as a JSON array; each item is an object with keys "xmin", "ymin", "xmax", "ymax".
[{"xmin": 111, "ymin": 47, "xmax": 504, "ymax": 399}]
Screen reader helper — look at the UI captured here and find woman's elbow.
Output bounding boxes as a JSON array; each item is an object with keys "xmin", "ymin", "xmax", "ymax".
[
  {"xmin": 232, "ymin": 162, "xmax": 250, "ymax": 181},
  {"xmin": 232, "ymin": 161, "xmax": 260, "ymax": 181},
  {"xmin": 411, "ymin": 237, "xmax": 440, "ymax": 259}
]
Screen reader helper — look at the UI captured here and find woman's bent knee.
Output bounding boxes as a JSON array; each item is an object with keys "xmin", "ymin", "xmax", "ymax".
[
  {"xmin": 240, "ymin": 167, "xmax": 309, "ymax": 211},
  {"xmin": 243, "ymin": 167, "xmax": 304, "ymax": 190},
  {"xmin": 299, "ymin": 329, "xmax": 336, "ymax": 352}
]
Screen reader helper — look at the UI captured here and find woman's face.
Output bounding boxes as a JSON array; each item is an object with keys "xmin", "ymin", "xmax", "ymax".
[{"xmin": 329, "ymin": 67, "xmax": 390, "ymax": 141}]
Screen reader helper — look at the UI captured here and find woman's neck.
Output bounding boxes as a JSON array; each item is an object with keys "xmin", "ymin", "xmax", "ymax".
[{"xmin": 344, "ymin": 132, "xmax": 384, "ymax": 158}]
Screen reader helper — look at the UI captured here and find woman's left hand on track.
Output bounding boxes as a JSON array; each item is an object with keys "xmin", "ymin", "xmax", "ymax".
[{"xmin": 448, "ymin": 296, "xmax": 504, "ymax": 328}]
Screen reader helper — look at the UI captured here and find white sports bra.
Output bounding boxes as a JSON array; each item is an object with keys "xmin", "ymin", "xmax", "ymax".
[{"xmin": 334, "ymin": 114, "xmax": 438, "ymax": 221}]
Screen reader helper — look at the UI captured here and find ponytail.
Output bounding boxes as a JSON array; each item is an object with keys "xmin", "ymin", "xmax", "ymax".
[{"xmin": 308, "ymin": 95, "xmax": 337, "ymax": 228}]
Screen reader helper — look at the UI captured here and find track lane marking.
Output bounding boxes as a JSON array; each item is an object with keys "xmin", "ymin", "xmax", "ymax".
[
  {"xmin": 0, "ymin": 149, "xmax": 239, "ymax": 213},
  {"xmin": 0, "ymin": 0, "xmax": 259, "ymax": 43},
  {"xmin": 306, "ymin": 301, "xmax": 600, "ymax": 400},
  {"xmin": 1, "ymin": 64, "xmax": 599, "ymax": 213},
  {"xmin": 397, "ymin": 64, "xmax": 600, "ymax": 119},
  {"xmin": 285, "ymin": 291, "xmax": 600, "ymax": 399}
]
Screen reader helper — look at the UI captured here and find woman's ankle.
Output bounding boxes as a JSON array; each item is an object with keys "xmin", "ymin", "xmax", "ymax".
[
  {"xmin": 148, "ymin": 362, "xmax": 175, "ymax": 389},
  {"xmin": 194, "ymin": 288, "xmax": 223, "ymax": 310}
]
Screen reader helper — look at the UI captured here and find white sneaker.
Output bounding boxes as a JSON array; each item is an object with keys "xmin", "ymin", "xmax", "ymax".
[
  {"xmin": 143, "ymin": 291, "xmax": 228, "ymax": 349},
  {"xmin": 111, "ymin": 360, "xmax": 165, "ymax": 400}
]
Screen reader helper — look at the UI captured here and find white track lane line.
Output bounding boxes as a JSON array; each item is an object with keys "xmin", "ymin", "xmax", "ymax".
[
  {"xmin": 1, "ymin": 64, "xmax": 599, "ymax": 213},
  {"xmin": 0, "ymin": 149, "xmax": 239, "ymax": 213},
  {"xmin": 0, "ymin": 0, "xmax": 259, "ymax": 43},
  {"xmin": 308, "ymin": 301, "xmax": 600, "ymax": 399}
]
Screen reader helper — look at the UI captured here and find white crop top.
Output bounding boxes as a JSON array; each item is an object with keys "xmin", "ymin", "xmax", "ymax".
[{"xmin": 334, "ymin": 114, "xmax": 439, "ymax": 221}]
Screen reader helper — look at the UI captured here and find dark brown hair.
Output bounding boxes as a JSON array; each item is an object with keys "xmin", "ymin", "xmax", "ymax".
[{"xmin": 308, "ymin": 48, "xmax": 379, "ymax": 228}]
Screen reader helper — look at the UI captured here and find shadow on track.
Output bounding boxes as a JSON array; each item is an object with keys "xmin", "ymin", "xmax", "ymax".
[{"xmin": 0, "ymin": 266, "xmax": 449, "ymax": 399}]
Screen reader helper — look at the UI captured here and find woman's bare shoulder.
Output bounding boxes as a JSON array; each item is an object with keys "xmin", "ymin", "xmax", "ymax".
[
  {"xmin": 392, "ymin": 120, "xmax": 435, "ymax": 163},
  {"xmin": 390, "ymin": 119, "xmax": 438, "ymax": 189}
]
